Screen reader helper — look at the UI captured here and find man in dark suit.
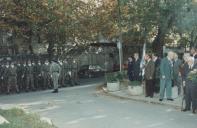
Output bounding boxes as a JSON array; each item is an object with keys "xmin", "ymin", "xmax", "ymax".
[
  {"xmin": 133, "ymin": 53, "xmax": 141, "ymax": 81},
  {"xmin": 173, "ymin": 53, "xmax": 183, "ymax": 95},
  {"xmin": 182, "ymin": 57, "xmax": 197, "ymax": 113},
  {"xmin": 144, "ymin": 54, "xmax": 155, "ymax": 98},
  {"xmin": 152, "ymin": 53, "xmax": 161, "ymax": 93},
  {"xmin": 159, "ymin": 51, "xmax": 174, "ymax": 101},
  {"xmin": 127, "ymin": 56, "xmax": 134, "ymax": 81}
]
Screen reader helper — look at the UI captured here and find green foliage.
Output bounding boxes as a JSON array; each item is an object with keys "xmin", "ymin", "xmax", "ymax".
[
  {"xmin": 105, "ymin": 71, "xmax": 126, "ymax": 83},
  {"xmin": 105, "ymin": 72, "xmax": 118, "ymax": 83},
  {"xmin": 0, "ymin": 0, "xmax": 197, "ymax": 50},
  {"xmin": 0, "ymin": 108, "xmax": 57, "ymax": 128},
  {"xmin": 129, "ymin": 81, "xmax": 142, "ymax": 86}
]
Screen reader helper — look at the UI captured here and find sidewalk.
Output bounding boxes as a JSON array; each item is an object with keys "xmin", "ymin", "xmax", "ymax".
[{"xmin": 102, "ymin": 85, "xmax": 183, "ymax": 109}]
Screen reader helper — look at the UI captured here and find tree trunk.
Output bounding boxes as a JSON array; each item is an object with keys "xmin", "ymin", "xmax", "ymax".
[
  {"xmin": 152, "ymin": 27, "xmax": 165, "ymax": 57},
  {"xmin": 47, "ymin": 33, "xmax": 55, "ymax": 62}
]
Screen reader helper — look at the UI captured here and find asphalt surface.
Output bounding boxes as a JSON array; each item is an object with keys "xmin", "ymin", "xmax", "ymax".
[{"xmin": 0, "ymin": 77, "xmax": 196, "ymax": 128}]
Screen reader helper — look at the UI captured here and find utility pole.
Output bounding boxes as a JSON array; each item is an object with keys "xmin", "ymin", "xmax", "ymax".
[{"xmin": 117, "ymin": 0, "xmax": 123, "ymax": 72}]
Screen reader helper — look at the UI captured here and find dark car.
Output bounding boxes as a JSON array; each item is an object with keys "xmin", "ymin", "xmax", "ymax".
[{"xmin": 78, "ymin": 65, "xmax": 104, "ymax": 78}]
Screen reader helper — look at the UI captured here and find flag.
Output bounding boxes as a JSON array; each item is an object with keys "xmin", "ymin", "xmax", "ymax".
[{"xmin": 140, "ymin": 43, "xmax": 146, "ymax": 77}]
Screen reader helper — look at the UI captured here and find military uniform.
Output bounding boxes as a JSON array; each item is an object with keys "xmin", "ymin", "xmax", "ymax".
[
  {"xmin": 24, "ymin": 64, "xmax": 35, "ymax": 91},
  {"xmin": 50, "ymin": 61, "xmax": 61, "ymax": 93},
  {"xmin": 41, "ymin": 63, "xmax": 51, "ymax": 89},
  {"xmin": 33, "ymin": 63, "xmax": 42, "ymax": 89},
  {"xmin": 71, "ymin": 60, "xmax": 79, "ymax": 85},
  {"xmin": 66, "ymin": 60, "xmax": 73, "ymax": 86},
  {"xmin": 16, "ymin": 64, "xmax": 25, "ymax": 91},
  {"xmin": 58, "ymin": 61, "xmax": 64, "ymax": 87},
  {"xmin": 2, "ymin": 65, "xmax": 9, "ymax": 94},
  {"xmin": 7, "ymin": 65, "xmax": 19, "ymax": 94},
  {"xmin": 0, "ymin": 65, "xmax": 5, "ymax": 93},
  {"xmin": 60, "ymin": 61, "xmax": 70, "ymax": 87}
]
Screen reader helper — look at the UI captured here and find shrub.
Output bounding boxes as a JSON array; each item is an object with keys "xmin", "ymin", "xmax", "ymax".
[
  {"xmin": 129, "ymin": 81, "xmax": 142, "ymax": 86},
  {"xmin": 105, "ymin": 72, "xmax": 118, "ymax": 83},
  {"xmin": 0, "ymin": 108, "xmax": 57, "ymax": 128},
  {"xmin": 105, "ymin": 71, "xmax": 126, "ymax": 83}
]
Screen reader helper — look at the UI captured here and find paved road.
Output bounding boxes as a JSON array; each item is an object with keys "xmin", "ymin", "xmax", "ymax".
[{"xmin": 0, "ymin": 78, "xmax": 196, "ymax": 128}]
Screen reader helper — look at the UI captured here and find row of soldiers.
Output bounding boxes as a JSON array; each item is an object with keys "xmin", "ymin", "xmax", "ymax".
[{"xmin": 0, "ymin": 59, "xmax": 79, "ymax": 94}]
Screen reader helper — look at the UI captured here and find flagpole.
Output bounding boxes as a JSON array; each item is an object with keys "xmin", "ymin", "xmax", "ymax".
[{"xmin": 140, "ymin": 27, "xmax": 147, "ymax": 79}]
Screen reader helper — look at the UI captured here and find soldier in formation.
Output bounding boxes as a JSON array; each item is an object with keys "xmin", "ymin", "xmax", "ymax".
[
  {"xmin": 71, "ymin": 59, "xmax": 79, "ymax": 86},
  {"xmin": 41, "ymin": 60, "xmax": 51, "ymax": 89},
  {"xmin": 0, "ymin": 57, "xmax": 80, "ymax": 95},
  {"xmin": 7, "ymin": 62, "xmax": 19, "ymax": 94},
  {"xmin": 24, "ymin": 61, "xmax": 35, "ymax": 91}
]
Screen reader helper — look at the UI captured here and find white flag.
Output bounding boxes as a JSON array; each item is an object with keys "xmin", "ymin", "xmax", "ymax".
[{"xmin": 140, "ymin": 43, "xmax": 146, "ymax": 77}]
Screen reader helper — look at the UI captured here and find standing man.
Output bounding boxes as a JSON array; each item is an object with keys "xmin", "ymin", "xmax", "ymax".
[
  {"xmin": 50, "ymin": 58, "xmax": 61, "ymax": 93},
  {"xmin": 25, "ymin": 61, "xmax": 35, "ymax": 91},
  {"xmin": 21, "ymin": 61, "xmax": 27, "ymax": 91},
  {"xmin": 41, "ymin": 60, "xmax": 51, "ymax": 89},
  {"xmin": 71, "ymin": 59, "xmax": 79, "ymax": 85},
  {"xmin": 0, "ymin": 63, "xmax": 5, "ymax": 94},
  {"xmin": 159, "ymin": 51, "xmax": 174, "ymax": 101},
  {"xmin": 127, "ymin": 56, "xmax": 134, "ymax": 81},
  {"xmin": 173, "ymin": 53, "xmax": 182, "ymax": 95},
  {"xmin": 16, "ymin": 62, "xmax": 24, "ymax": 91},
  {"xmin": 33, "ymin": 61, "xmax": 42, "ymax": 90},
  {"xmin": 182, "ymin": 57, "xmax": 197, "ymax": 113},
  {"xmin": 152, "ymin": 53, "xmax": 161, "ymax": 93},
  {"xmin": 144, "ymin": 54, "xmax": 155, "ymax": 98},
  {"xmin": 7, "ymin": 62, "xmax": 19, "ymax": 94},
  {"xmin": 2, "ymin": 62, "xmax": 10, "ymax": 94},
  {"xmin": 60, "ymin": 60, "xmax": 69, "ymax": 87},
  {"xmin": 133, "ymin": 53, "xmax": 141, "ymax": 81}
]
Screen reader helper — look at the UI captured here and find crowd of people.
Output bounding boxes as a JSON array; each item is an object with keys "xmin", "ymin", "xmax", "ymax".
[
  {"xmin": 127, "ymin": 47, "xmax": 197, "ymax": 114},
  {"xmin": 0, "ymin": 57, "xmax": 79, "ymax": 94}
]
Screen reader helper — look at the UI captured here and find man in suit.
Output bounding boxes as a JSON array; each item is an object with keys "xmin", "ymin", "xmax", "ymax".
[
  {"xmin": 152, "ymin": 53, "xmax": 161, "ymax": 93},
  {"xmin": 144, "ymin": 54, "xmax": 155, "ymax": 98},
  {"xmin": 127, "ymin": 56, "xmax": 134, "ymax": 81},
  {"xmin": 173, "ymin": 53, "xmax": 183, "ymax": 95},
  {"xmin": 159, "ymin": 51, "xmax": 174, "ymax": 101},
  {"xmin": 182, "ymin": 57, "xmax": 197, "ymax": 113},
  {"xmin": 133, "ymin": 53, "xmax": 141, "ymax": 81}
]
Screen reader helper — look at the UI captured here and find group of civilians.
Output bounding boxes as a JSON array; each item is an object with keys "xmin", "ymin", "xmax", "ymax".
[{"xmin": 127, "ymin": 47, "xmax": 197, "ymax": 114}]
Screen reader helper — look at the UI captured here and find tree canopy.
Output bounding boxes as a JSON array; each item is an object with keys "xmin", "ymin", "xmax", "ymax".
[{"xmin": 0, "ymin": 0, "xmax": 197, "ymax": 56}]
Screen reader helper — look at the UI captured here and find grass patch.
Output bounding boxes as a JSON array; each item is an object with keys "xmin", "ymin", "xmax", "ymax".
[{"xmin": 0, "ymin": 108, "xmax": 57, "ymax": 128}]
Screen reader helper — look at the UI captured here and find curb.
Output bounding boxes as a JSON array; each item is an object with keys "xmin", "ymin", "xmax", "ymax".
[{"xmin": 101, "ymin": 86, "xmax": 182, "ymax": 110}]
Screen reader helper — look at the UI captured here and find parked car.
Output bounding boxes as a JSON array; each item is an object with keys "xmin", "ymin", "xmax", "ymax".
[{"xmin": 78, "ymin": 65, "xmax": 105, "ymax": 78}]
